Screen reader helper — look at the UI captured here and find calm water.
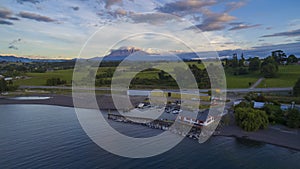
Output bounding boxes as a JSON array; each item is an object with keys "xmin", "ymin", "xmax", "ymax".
[{"xmin": 0, "ymin": 104, "xmax": 299, "ymax": 169}]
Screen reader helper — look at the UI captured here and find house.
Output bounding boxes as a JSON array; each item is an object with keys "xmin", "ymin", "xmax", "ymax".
[
  {"xmin": 0, "ymin": 74, "xmax": 4, "ymax": 79},
  {"xmin": 4, "ymin": 77, "xmax": 13, "ymax": 81},
  {"xmin": 178, "ymin": 109, "xmax": 214, "ymax": 126},
  {"xmin": 233, "ymin": 99, "xmax": 243, "ymax": 106},
  {"xmin": 253, "ymin": 102, "xmax": 265, "ymax": 109},
  {"xmin": 280, "ymin": 105, "xmax": 289, "ymax": 111}
]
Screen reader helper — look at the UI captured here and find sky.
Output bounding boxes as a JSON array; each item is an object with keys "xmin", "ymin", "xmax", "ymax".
[{"xmin": 0, "ymin": 0, "xmax": 300, "ymax": 59}]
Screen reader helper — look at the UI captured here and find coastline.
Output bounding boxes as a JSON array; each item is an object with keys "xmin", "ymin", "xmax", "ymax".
[
  {"xmin": 0, "ymin": 94, "xmax": 299, "ymax": 151},
  {"xmin": 214, "ymin": 125, "xmax": 300, "ymax": 151}
]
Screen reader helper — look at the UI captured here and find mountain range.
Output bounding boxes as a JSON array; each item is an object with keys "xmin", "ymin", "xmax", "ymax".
[{"xmin": 1, "ymin": 44, "xmax": 299, "ymax": 63}]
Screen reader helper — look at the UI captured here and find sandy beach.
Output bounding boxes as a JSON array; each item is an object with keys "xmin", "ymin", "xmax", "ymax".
[{"xmin": 0, "ymin": 94, "xmax": 299, "ymax": 151}]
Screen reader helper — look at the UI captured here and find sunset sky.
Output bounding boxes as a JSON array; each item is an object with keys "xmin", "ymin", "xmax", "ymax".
[{"xmin": 0, "ymin": 0, "xmax": 299, "ymax": 59}]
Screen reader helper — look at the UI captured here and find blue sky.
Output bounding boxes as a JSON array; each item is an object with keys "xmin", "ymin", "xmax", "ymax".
[{"xmin": 0, "ymin": 0, "xmax": 299, "ymax": 59}]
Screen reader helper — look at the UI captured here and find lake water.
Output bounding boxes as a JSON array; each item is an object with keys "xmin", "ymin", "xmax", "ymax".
[{"xmin": 0, "ymin": 104, "xmax": 299, "ymax": 169}]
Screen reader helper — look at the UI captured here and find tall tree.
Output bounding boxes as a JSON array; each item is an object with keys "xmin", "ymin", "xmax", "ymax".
[
  {"xmin": 286, "ymin": 109, "xmax": 300, "ymax": 128},
  {"xmin": 0, "ymin": 79, "xmax": 7, "ymax": 93},
  {"xmin": 293, "ymin": 77, "xmax": 300, "ymax": 96},
  {"xmin": 239, "ymin": 53, "xmax": 245, "ymax": 67},
  {"xmin": 287, "ymin": 54, "xmax": 298, "ymax": 64},
  {"xmin": 249, "ymin": 57, "xmax": 261, "ymax": 71},
  {"xmin": 261, "ymin": 56, "xmax": 278, "ymax": 78},
  {"xmin": 232, "ymin": 53, "xmax": 239, "ymax": 68},
  {"xmin": 235, "ymin": 107, "xmax": 269, "ymax": 131}
]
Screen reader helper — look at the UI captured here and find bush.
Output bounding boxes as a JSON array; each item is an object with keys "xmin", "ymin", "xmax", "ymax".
[
  {"xmin": 0, "ymin": 79, "xmax": 8, "ymax": 93},
  {"xmin": 286, "ymin": 109, "xmax": 300, "ymax": 128},
  {"xmin": 263, "ymin": 104, "xmax": 284, "ymax": 125},
  {"xmin": 235, "ymin": 107, "xmax": 269, "ymax": 131},
  {"xmin": 293, "ymin": 77, "xmax": 300, "ymax": 97},
  {"xmin": 46, "ymin": 78, "xmax": 67, "ymax": 86}
]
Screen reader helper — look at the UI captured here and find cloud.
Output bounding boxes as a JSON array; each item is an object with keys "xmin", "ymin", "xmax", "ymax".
[
  {"xmin": 104, "ymin": 0, "xmax": 123, "ymax": 9},
  {"xmin": 17, "ymin": 0, "xmax": 40, "ymax": 4},
  {"xmin": 191, "ymin": 10, "xmax": 236, "ymax": 31},
  {"xmin": 0, "ymin": 20, "xmax": 13, "ymax": 25},
  {"xmin": 71, "ymin": 6, "xmax": 80, "ymax": 11},
  {"xmin": 156, "ymin": 0, "xmax": 217, "ymax": 15},
  {"xmin": 261, "ymin": 29, "xmax": 300, "ymax": 38},
  {"xmin": 0, "ymin": 8, "xmax": 19, "ymax": 21},
  {"xmin": 251, "ymin": 42, "xmax": 300, "ymax": 56},
  {"xmin": 18, "ymin": 11, "xmax": 56, "ymax": 22},
  {"xmin": 225, "ymin": 1, "xmax": 246, "ymax": 12},
  {"xmin": 266, "ymin": 27, "xmax": 272, "ymax": 30},
  {"xmin": 129, "ymin": 12, "xmax": 179, "ymax": 24},
  {"xmin": 106, "ymin": 8, "xmax": 128, "ymax": 18},
  {"xmin": 229, "ymin": 22, "xmax": 244, "ymax": 26},
  {"xmin": 229, "ymin": 24, "xmax": 261, "ymax": 31}
]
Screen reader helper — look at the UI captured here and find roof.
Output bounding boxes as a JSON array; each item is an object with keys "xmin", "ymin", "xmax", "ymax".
[
  {"xmin": 196, "ymin": 109, "xmax": 210, "ymax": 122},
  {"xmin": 178, "ymin": 109, "xmax": 211, "ymax": 122},
  {"xmin": 4, "ymin": 77, "xmax": 13, "ymax": 81},
  {"xmin": 253, "ymin": 102, "xmax": 265, "ymax": 109}
]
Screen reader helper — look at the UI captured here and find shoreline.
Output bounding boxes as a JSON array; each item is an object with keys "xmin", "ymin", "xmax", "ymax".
[
  {"xmin": 213, "ymin": 135, "xmax": 300, "ymax": 152},
  {"xmin": 214, "ymin": 124, "xmax": 300, "ymax": 151},
  {"xmin": 0, "ymin": 94, "xmax": 299, "ymax": 151}
]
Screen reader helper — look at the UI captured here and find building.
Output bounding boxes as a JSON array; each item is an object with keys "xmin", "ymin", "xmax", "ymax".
[
  {"xmin": 4, "ymin": 77, "xmax": 13, "ymax": 81},
  {"xmin": 253, "ymin": 102, "xmax": 265, "ymax": 109},
  {"xmin": 0, "ymin": 75, "xmax": 4, "ymax": 79},
  {"xmin": 178, "ymin": 110, "xmax": 214, "ymax": 126}
]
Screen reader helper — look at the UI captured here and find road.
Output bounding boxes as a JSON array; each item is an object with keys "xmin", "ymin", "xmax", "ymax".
[
  {"xmin": 19, "ymin": 85, "xmax": 292, "ymax": 95},
  {"xmin": 249, "ymin": 77, "xmax": 265, "ymax": 89}
]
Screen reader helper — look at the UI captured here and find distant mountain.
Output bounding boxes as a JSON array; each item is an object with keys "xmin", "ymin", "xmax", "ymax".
[
  {"xmin": 0, "ymin": 55, "xmax": 32, "ymax": 63},
  {"xmin": 100, "ymin": 43, "xmax": 300, "ymax": 61},
  {"xmin": 101, "ymin": 46, "xmax": 150, "ymax": 61},
  {"xmin": 3, "ymin": 43, "xmax": 299, "ymax": 63},
  {"xmin": 0, "ymin": 55, "xmax": 68, "ymax": 63}
]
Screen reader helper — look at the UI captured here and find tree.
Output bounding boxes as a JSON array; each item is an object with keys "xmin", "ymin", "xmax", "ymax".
[
  {"xmin": 261, "ymin": 56, "xmax": 278, "ymax": 78},
  {"xmin": 235, "ymin": 107, "xmax": 269, "ymax": 131},
  {"xmin": 271, "ymin": 50, "xmax": 287, "ymax": 64},
  {"xmin": 287, "ymin": 54, "xmax": 298, "ymax": 64},
  {"xmin": 293, "ymin": 77, "xmax": 300, "ymax": 96},
  {"xmin": 46, "ymin": 78, "xmax": 67, "ymax": 86},
  {"xmin": 286, "ymin": 109, "xmax": 300, "ymax": 128},
  {"xmin": 239, "ymin": 53, "xmax": 245, "ymax": 67},
  {"xmin": 263, "ymin": 104, "xmax": 284, "ymax": 124},
  {"xmin": 261, "ymin": 63, "xmax": 278, "ymax": 78},
  {"xmin": 232, "ymin": 53, "xmax": 239, "ymax": 68},
  {"xmin": 0, "ymin": 79, "xmax": 7, "ymax": 93},
  {"xmin": 249, "ymin": 57, "xmax": 260, "ymax": 71}
]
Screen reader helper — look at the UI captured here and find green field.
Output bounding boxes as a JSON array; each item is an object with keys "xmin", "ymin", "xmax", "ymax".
[
  {"xmin": 225, "ymin": 72, "xmax": 261, "ymax": 88},
  {"xmin": 257, "ymin": 65, "xmax": 300, "ymax": 88},
  {"xmin": 14, "ymin": 65, "xmax": 300, "ymax": 89},
  {"xmin": 14, "ymin": 69, "xmax": 74, "ymax": 86}
]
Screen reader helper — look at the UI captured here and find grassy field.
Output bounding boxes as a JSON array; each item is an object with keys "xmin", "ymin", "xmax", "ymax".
[
  {"xmin": 225, "ymin": 71, "xmax": 261, "ymax": 88},
  {"xmin": 14, "ymin": 64, "xmax": 300, "ymax": 89},
  {"xmin": 257, "ymin": 65, "xmax": 300, "ymax": 88},
  {"xmin": 14, "ymin": 69, "xmax": 74, "ymax": 86}
]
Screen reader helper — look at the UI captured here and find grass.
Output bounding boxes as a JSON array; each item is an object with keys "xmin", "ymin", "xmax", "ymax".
[
  {"xmin": 14, "ymin": 64, "xmax": 300, "ymax": 89},
  {"xmin": 264, "ymin": 95, "xmax": 300, "ymax": 104},
  {"xmin": 14, "ymin": 69, "xmax": 74, "ymax": 86},
  {"xmin": 257, "ymin": 65, "xmax": 300, "ymax": 88},
  {"xmin": 225, "ymin": 71, "xmax": 261, "ymax": 88}
]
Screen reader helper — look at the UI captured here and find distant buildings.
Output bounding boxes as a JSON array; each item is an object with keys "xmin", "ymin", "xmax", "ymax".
[{"xmin": 4, "ymin": 77, "xmax": 13, "ymax": 81}]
